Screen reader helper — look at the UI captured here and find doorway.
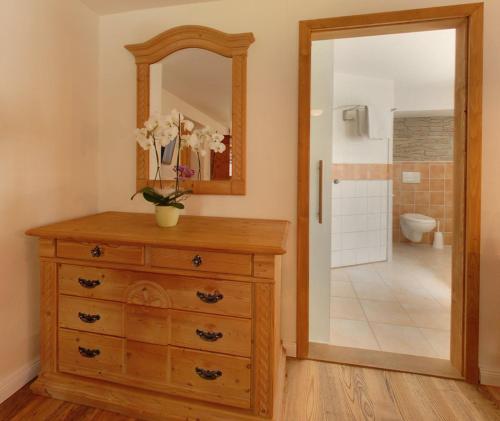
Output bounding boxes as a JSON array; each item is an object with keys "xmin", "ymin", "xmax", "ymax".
[{"xmin": 297, "ymin": 4, "xmax": 483, "ymax": 382}]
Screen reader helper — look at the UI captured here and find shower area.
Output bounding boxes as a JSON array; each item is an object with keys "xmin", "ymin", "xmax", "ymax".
[{"xmin": 330, "ymin": 75, "xmax": 393, "ymax": 268}]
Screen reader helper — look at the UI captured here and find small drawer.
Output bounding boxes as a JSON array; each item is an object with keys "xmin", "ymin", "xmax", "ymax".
[
  {"xmin": 58, "ymin": 329, "xmax": 124, "ymax": 378},
  {"xmin": 59, "ymin": 295, "xmax": 124, "ymax": 337},
  {"xmin": 170, "ymin": 310, "xmax": 252, "ymax": 357},
  {"xmin": 168, "ymin": 278, "xmax": 252, "ymax": 318},
  {"xmin": 150, "ymin": 248, "xmax": 252, "ymax": 276},
  {"xmin": 170, "ymin": 347, "xmax": 251, "ymax": 408},
  {"xmin": 57, "ymin": 240, "xmax": 144, "ymax": 265},
  {"xmin": 59, "ymin": 265, "xmax": 129, "ymax": 301}
]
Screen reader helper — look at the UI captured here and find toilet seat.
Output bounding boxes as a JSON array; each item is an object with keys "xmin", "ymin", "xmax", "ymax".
[{"xmin": 401, "ymin": 213, "xmax": 435, "ymax": 223}]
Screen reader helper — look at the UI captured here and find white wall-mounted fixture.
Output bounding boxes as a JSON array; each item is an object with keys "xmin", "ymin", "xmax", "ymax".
[{"xmin": 402, "ymin": 171, "xmax": 421, "ymax": 184}]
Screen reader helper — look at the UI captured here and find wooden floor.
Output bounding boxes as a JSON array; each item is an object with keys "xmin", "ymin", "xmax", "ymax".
[{"xmin": 1, "ymin": 360, "xmax": 499, "ymax": 420}]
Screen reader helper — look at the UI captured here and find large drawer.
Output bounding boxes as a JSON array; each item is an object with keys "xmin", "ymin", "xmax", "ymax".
[
  {"xmin": 150, "ymin": 247, "xmax": 252, "ymax": 276},
  {"xmin": 59, "ymin": 265, "xmax": 252, "ymax": 318},
  {"xmin": 169, "ymin": 347, "xmax": 251, "ymax": 408},
  {"xmin": 58, "ymin": 329, "xmax": 251, "ymax": 409},
  {"xmin": 59, "ymin": 329, "xmax": 124, "ymax": 377},
  {"xmin": 57, "ymin": 240, "xmax": 144, "ymax": 265},
  {"xmin": 59, "ymin": 295, "xmax": 124, "ymax": 337},
  {"xmin": 170, "ymin": 310, "xmax": 252, "ymax": 357}
]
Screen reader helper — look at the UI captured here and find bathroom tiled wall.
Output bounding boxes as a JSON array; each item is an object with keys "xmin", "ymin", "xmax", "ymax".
[
  {"xmin": 331, "ymin": 179, "xmax": 390, "ymax": 267},
  {"xmin": 393, "ymin": 161, "xmax": 453, "ymax": 245}
]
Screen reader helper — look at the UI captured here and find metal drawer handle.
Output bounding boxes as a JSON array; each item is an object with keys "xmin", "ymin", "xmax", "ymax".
[
  {"xmin": 196, "ymin": 291, "xmax": 223, "ymax": 304},
  {"xmin": 192, "ymin": 254, "xmax": 203, "ymax": 267},
  {"xmin": 78, "ymin": 346, "xmax": 100, "ymax": 358},
  {"xmin": 78, "ymin": 312, "xmax": 101, "ymax": 324},
  {"xmin": 196, "ymin": 329, "xmax": 223, "ymax": 342},
  {"xmin": 90, "ymin": 245, "xmax": 102, "ymax": 258},
  {"xmin": 78, "ymin": 278, "xmax": 101, "ymax": 289},
  {"xmin": 195, "ymin": 367, "xmax": 222, "ymax": 380}
]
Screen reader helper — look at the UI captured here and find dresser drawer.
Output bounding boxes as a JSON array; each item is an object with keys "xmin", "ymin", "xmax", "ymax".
[
  {"xmin": 59, "ymin": 295, "xmax": 124, "ymax": 337},
  {"xmin": 58, "ymin": 329, "xmax": 124, "ymax": 377},
  {"xmin": 170, "ymin": 310, "xmax": 251, "ymax": 357},
  {"xmin": 57, "ymin": 240, "xmax": 144, "ymax": 265},
  {"xmin": 170, "ymin": 347, "xmax": 251, "ymax": 408},
  {"xmin": 59, "ymin": 265, "xmax": 252, "ymax": 318},
  {"xmin": 58, "ymin": 328, "xmax": 251, "ymax": 409},
  {"xmin": 150, "ymin": 248, "xmax": 252, "ymax": 276},
  {"xmin": 167, "ymin": 278, "xmax": 252, "ymax": 318},
  {"xmin": 59, "ymin": 265, "xmax": 129, "ymax": 301}
]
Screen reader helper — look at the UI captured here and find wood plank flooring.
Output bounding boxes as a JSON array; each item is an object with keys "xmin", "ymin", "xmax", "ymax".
[
  {"xmin": 282, "ymin": 360, "xmax": 500, "ymax": 420},
  {"xmin": 1, "ymin": 359, "xmax": 499, "ymax": 420}
]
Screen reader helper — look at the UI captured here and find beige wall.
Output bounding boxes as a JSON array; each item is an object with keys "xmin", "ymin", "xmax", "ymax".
[
  {"xmin": 97, "ymin": 0, "xmax": 500, "ymax": 383},
  {"xmin": 0, "ymin": 0, "xmax": 99, "ymax": 394}
]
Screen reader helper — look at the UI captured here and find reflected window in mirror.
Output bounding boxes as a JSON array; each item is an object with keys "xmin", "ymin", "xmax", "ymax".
[{"xmin": 149, "ymin": 48, "xmax": 232, "ymax": 182}]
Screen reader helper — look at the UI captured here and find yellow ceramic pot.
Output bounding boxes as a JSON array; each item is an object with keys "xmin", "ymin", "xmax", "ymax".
[{"xmin": 155, "ymin": 206, "xmax": 180, "ymax": 227}]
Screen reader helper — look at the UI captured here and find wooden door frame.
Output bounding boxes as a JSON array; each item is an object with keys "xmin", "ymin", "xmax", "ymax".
[{"xmin": 297, "ymin": 3, "xmax": 483, "ymax": 383}]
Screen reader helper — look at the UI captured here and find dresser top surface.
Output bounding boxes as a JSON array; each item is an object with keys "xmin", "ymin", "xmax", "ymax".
[{"xmin": 27, "ymin": 212, "xmax": 289, "ymax": 254}]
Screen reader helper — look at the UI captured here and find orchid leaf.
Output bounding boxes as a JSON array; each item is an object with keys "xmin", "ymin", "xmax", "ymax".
[{"xmin": 131, "ymin": 186, "xmax": 191, "ymax": 208}]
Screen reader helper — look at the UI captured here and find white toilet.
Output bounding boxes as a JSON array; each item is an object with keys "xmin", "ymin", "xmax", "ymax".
[{"xmin": 400, "ymin": 213, "xmax": 437, "ymax": 243}]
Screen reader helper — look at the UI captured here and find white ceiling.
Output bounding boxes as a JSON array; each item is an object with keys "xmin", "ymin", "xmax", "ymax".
[
  {"xmin": 332, "ymin": 29, "xmax": 455, "ymax": 91},
  {"xmin": 161, "ymin": 48, "xmax": 232, "ymax": 127},
  {"xmin": 80, "ymin": 0, "xmax": 218, "ymax": 15}
]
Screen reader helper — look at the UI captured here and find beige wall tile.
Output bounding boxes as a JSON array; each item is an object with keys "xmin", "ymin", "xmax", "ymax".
[{"xmin": 430, "ymin": 164, "xmax": 445, "ymax": 179}]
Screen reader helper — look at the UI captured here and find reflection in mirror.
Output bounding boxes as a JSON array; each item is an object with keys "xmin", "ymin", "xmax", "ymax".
[{"xmin": 149, "ymin": 48, "xmax": 232, "ymax": 181}]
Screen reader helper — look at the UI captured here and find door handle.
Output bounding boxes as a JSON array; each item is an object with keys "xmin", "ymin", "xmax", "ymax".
[{"xmin": 318, "ymin": 160, "xmax": 323, "ymax": 224}]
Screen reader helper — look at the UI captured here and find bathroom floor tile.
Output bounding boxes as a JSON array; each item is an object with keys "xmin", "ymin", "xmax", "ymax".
[
  {"xmin": 352, "ymin": 280, "xmax": 397, "ymax": 301},
  {"xmin": 331, "ymin": 281, "xmax": 357, "ymax": 298},
  {"xmin": 331, "ymin": 297, "xmax": 366, "ymax": 321},
  {"xmin": 370, "ymin": 322, "xmax": 437, "ymax": 357},
  {"xmin": 419, "ymin": 328, "xmax": 450, "ymax": 359},
  {"xmin": 330, "ymin": 319, "xmax": 379, "ymax": 350},
  {"xmin": 360, "ymin": 300, "xmax": 413, "ymax": 325},
  {"xmin": 331, "ymin": 268, "xmax": 350, "ymax": 282},
  {"xmin": 403, "ymin": 306, "xmax": 451, "ymax": 330},
  {"xmin": 346, "ymin": 267, "xmax": 382, "ymax": 283},
  {"xmin": 329, "ymin": 243, "xmax": 452, "ymax": 358},
  {"xmin": 395, "ymin": 293, "xmax": 443, "ymax": 310}
]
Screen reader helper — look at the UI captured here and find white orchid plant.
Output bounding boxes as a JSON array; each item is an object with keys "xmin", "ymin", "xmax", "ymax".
[{"xmin": 131, "ymin": 109, "xmax": 226, "ymax": 208}]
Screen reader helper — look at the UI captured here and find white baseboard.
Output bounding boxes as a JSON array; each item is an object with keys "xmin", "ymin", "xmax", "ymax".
[
  {"xmin": 480, "ymin": 366, "xmax": 500, "ymax": 387},
  {"xmin": 283, "ymin": 341, "xmax": 297, "ymax": 358},
  {"xmin": 0, "ymin": 358, "xmax": 40, "ymax": 404}
]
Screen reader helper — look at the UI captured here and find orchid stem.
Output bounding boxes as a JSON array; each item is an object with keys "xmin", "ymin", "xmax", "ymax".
[
  {"xmin": 152, "ymin": 135, "xmax": 162, "ymax": 189},
  {"xmin": 175, "ymin": 115, "xmax": 181, "ymax": 193},
  {"xmin": 197, "ymin": 152, "xmax": 201, "ymax": 180}
]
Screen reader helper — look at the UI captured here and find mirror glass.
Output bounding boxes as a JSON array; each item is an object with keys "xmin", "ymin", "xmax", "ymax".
[{"xmin": 148, "ymin": 48, "xmax": 232, "ymax": 181}]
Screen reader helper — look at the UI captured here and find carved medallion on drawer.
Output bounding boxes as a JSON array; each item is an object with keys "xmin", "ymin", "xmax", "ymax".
[{"xmin": 124, "ymin": 281, "xmax": 171, "ymax": 308}]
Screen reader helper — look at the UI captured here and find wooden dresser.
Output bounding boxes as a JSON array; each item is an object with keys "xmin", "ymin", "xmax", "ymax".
[{"xmin": 27, "ymin": 212, "xmax": 289, "ymax": 420}]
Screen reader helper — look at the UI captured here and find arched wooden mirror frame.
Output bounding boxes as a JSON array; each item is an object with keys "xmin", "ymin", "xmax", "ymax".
[{"xmin": 126, "ymin": 26, "xmax": 255, "ymax": 195}]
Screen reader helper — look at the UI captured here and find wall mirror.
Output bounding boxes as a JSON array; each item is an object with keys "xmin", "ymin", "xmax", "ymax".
[{"xmin": 126, "ymin": 26, "xmax": 255, "ymax": 195}]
